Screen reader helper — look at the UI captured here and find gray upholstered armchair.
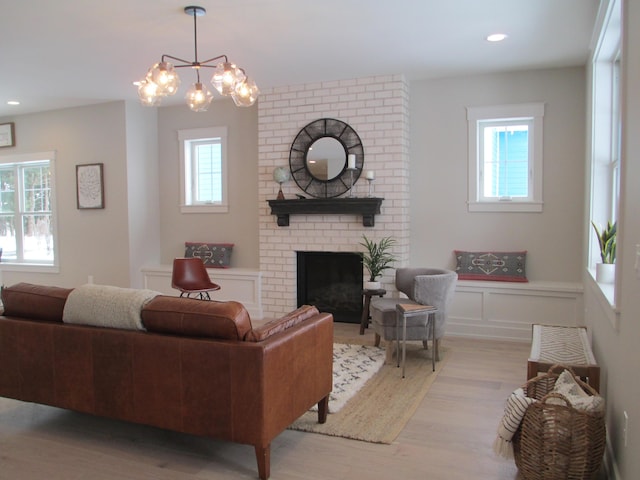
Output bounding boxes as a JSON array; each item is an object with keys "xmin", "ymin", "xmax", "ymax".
[{"xmin": 370, "ymin": 268, "xmax": 457, "ymax": 361}]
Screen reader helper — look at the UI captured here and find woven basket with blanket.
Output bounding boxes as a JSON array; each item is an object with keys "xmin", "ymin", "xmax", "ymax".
[{"xmin": 506, "ymin": 365, "xmax": 606, "ymax": 480}]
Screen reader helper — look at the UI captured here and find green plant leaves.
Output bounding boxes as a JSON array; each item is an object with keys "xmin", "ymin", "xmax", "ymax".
[
  {"xmin": 591, "ymin": 220, "xmax": 617, "ymax": 264},
  {"xmin": 359, "ymin": 235, "xmax": 397, "ymax": 281}
]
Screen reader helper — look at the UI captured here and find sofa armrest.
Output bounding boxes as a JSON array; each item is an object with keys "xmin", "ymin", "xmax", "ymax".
[{"xmin": 244, "ymin": 305, "xmax": 319, "ymax": 342}]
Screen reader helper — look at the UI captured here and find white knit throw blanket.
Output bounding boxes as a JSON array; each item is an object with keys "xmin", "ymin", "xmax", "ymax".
[
  {"xmin": 63, "ymin": 284, "xmax": 160, "ymax": 331},
  {"xmin": 493, "ymin": 387, "xmax": 536, "ymax": 459}
]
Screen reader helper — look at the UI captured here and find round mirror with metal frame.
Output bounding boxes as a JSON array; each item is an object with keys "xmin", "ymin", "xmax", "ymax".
[{"xmin": 289, "ymin": 118, "xmax": 364, "ymax": 198}]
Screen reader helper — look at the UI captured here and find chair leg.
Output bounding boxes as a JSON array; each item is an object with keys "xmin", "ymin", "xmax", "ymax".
[
  {"xmin": 422, "ymin": 339, "xmax": 429, "ymax": 350},
  {"xmin": 384, "ymin": 341, "xmax": 395, "ymax": 364},
  {"xmin": 374, "ymin": 333, "xmax": 381, "ymax": 347}
]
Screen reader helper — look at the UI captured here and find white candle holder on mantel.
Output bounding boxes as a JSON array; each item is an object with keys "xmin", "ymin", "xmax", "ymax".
[
  {"xmin": 347, "ymin": 154, "xmax": 357, "ymax": 198},
  {"xmin": 365, "ymin": 170, "xmax": 375, "ymax": 197},
  {"xmin": 348, "ymin": 168, "xmax": 358, "ymax": 198}
]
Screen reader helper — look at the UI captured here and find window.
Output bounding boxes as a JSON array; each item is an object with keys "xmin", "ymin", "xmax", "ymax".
[
  {"xmin": 589, "ymin": 0, "xmax": 621, "ymax": 308},
  {"xmin": 0, "ymin": 151, "xmax": 58, "ymax": 269},
  {"xmin": 178, "ymin": 126, "xmax": 228, "ymax": 213},
  {"xmin": 467, "ymin": 103, "xmax": 545, "ymax": 212}
]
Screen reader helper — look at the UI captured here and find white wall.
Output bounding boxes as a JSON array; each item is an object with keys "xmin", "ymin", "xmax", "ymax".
[
  {"xmin": 124, "ymin": 102, "xmax": 160, "ymax": 288},
  {"xmin": 0, "ymin": 101, "xmax": 141, "ymax": 288},
  {"xmin": 156, "ymin": 98, "xmax": 259, "ymax": 268},
  {"xmin": 409, "ymin": 67, "xmax": 587, "ymax": 282},
  {"xmin": 583, "ymin": 1, "xmax": 640, "ymax": 477}
]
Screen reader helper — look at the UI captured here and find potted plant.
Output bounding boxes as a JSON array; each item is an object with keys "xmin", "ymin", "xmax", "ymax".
[
  {"xmin": 359, "ymin": 235, "xmax": 397, "ymax": 290},
  {"xmin": 591, "ymin": 220, "xmax": 616, "ymax": 283}
]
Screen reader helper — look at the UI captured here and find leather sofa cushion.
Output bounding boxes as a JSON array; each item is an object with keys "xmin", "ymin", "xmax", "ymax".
[
  {"xmin": 1, "ymin": 282, "xmax": 73, "ymax": 322},
  {"xmin": 245, "ymin": 305, "xmax": 319, "ymax": 342},
  {"xmin": 141, "ymin": 295, "xmax": 252, "ymax": 340}
]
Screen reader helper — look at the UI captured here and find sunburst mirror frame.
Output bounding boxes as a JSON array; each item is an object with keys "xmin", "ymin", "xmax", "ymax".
[{"xmin": 289, "ymin": 118, "xmax": 364, "ymax": 198}]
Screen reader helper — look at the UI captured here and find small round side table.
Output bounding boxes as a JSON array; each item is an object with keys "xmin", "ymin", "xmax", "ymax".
[{"xmin": 360, "ymin": 288, "xmax": 386, "ymax": 335}]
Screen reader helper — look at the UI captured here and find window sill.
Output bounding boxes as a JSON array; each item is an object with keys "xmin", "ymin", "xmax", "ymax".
[
  {"xmin": 0, "ymin": 263, "xmax": 59, "ymax": 275},
  {"xmin": 467, "ymin": 201, "xmax": 543, "ymax": 213},
  {"xmin": 586, "ymin": 267, "xmax": 619, "ymax": 330},
  {"xmin": 180, "ymin": 204, "xmax": 229, "ymax": 214}
]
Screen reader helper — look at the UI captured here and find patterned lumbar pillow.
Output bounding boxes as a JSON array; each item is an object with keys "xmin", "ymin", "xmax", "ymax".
[
  {"xmin": 185, "ymin": 242, "xmax": 234, "ymax": 268},
  {"xmin": 454, "ymin": 250, "xmax": 528, "ymax": 282}
]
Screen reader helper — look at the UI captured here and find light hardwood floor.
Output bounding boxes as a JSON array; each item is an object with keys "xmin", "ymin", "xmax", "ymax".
[{"xmin": 0, "ymin": 323, "xmax": 530, "ymax": 480}]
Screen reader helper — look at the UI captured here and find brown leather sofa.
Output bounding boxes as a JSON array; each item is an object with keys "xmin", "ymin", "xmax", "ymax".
[{"xmin": 0, "ymin": 283, "xmax": 334, "ymax": 480}]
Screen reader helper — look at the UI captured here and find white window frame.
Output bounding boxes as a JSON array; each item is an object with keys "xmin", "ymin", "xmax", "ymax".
[
  {"xmin": 178, "ymin": 126, "xmax": 228, "ymax": 214},
  {"xmin": 467, "ymin": 103, "xmax": 545, "ymax": 212},
  {"xmin": 588, "ymin": 0, "xmax": 621, "ymax": 313},
  {"xmin": 0, "ymin": 151, "xmax": 59, "ymax": 272}
]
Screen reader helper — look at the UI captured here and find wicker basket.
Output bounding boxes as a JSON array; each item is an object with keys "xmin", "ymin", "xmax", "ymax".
[{"xmin": 513, "ymin": 365, "xmax": 606, "ymax": 480}]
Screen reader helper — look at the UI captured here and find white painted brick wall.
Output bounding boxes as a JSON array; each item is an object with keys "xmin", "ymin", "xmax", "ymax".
[{"xmin": 258, "ymin": 75, "xmax": 410, "ymax": 318}]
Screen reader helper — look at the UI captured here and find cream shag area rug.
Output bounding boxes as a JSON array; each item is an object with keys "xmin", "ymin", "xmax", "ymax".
[
  {"xmin": 289, "ymin": 342, "xmax": 448, "ymax": 444},
  {"xmin": 319, "ymin": 343, "xmax": 386, "ymax": 413}
]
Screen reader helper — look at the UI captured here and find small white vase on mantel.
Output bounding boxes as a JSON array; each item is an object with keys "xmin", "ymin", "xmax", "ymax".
[
  {"xmin": 364, "ymin": 281, "xmax": 381, "ymax": 291},
  {"xmin": 596, "ymin": 263, "xmax": 615, "ymax": 283}
]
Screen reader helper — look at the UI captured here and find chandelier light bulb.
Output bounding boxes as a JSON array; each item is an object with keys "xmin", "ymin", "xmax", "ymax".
[
  {"xmin": 212, "ymin": 62, "xmax": 246, "ymax": 96},
  {"xmin": 138, "ymin": 79, "xmax": 162, "ymax": 106},
  {"xmin": 231, "ymin": 78, "xmax": 259, "ymax": 107},
  {"xmin": 185, "ymin": 82, "xmax": 214, "ymax": 112},
  {"xmin": 148, "ymin": 61, "xmax": 180, "ymax": 96}
]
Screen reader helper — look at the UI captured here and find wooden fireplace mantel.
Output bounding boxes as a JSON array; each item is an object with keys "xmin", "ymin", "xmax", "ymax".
[{"xmin": 267, "ymin": 197, "xmax": 383, "ymax": 227}]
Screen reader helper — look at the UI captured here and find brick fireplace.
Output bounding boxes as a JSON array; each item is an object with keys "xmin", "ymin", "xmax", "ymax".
[{"xmin": 257, "ymin": 75, "xmax": 410, "ymax": 319}]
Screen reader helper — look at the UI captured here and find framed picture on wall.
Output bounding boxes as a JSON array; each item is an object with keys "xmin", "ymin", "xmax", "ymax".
[
  {"xmin": 76, "ymin": 163, "xmax": 105, "ymax": 209},
  {"xmin": 0, "ymin": 122, "xmax": 15, "ymax": 148}
]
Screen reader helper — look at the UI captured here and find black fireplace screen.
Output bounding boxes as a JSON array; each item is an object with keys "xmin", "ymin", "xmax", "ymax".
[{"xmin": 297, "ymin": 251, "xmax": 363, "ymax": 323}]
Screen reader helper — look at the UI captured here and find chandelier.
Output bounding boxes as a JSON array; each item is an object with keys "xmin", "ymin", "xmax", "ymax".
[{"xmin": 136, "ymin": 5, "xmax": 259, "ymax": 112}]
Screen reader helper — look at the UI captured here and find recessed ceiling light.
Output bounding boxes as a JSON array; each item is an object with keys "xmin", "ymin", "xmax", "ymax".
[
  {"xmin": 7, "ymin": 100, "xmax": 20, "ymax": 106},
  {"xmin": 486, "ymin": 33, "xmax": 508, "ymax": 42}
]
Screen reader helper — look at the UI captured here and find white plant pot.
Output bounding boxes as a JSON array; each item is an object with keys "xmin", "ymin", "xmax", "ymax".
[
  {"xmin": 364, "ymin": 281, "xmax": 381, "ymax": 291},
  {"xmin": 596, "ymin": 263, "xmax": 615, "ymax": 284}
]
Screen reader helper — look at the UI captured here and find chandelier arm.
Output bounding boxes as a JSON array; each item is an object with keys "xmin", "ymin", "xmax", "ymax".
[
  {"xmin": 197, "ymin": 54, "xmax": 229, "ymax": 66},
  {"xmin": 161, "ymin": 54, "xmax": 197, "ymax": 67}
]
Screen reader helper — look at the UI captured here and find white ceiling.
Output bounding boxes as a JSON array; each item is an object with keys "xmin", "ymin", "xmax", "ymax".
[{"xmin": 0, "ymin": 0, "xmax": 600, "ymax": 117}]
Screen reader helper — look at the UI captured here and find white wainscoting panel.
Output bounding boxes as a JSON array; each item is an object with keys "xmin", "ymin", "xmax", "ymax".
[
  {"xmin": 140, "ymin": 265, "xmax": 263, "ymax": 319},
  {"xmin": 447, "ymin": 280, "xmax": 584, "ymax": 341}
]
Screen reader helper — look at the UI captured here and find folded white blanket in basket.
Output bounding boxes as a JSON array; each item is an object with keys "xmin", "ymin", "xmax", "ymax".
[
  {"xmin": 493, "ymin": 387, "xmax": 536, "ymax": 459},
  {"xmin": 494, "ymin": 370, "xmax": 605, "ymax": 459}
]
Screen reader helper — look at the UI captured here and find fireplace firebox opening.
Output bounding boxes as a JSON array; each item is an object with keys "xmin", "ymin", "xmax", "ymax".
[{"xmin": 297, "ymin": 251, "xmax": 363, "ymax": 323}]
